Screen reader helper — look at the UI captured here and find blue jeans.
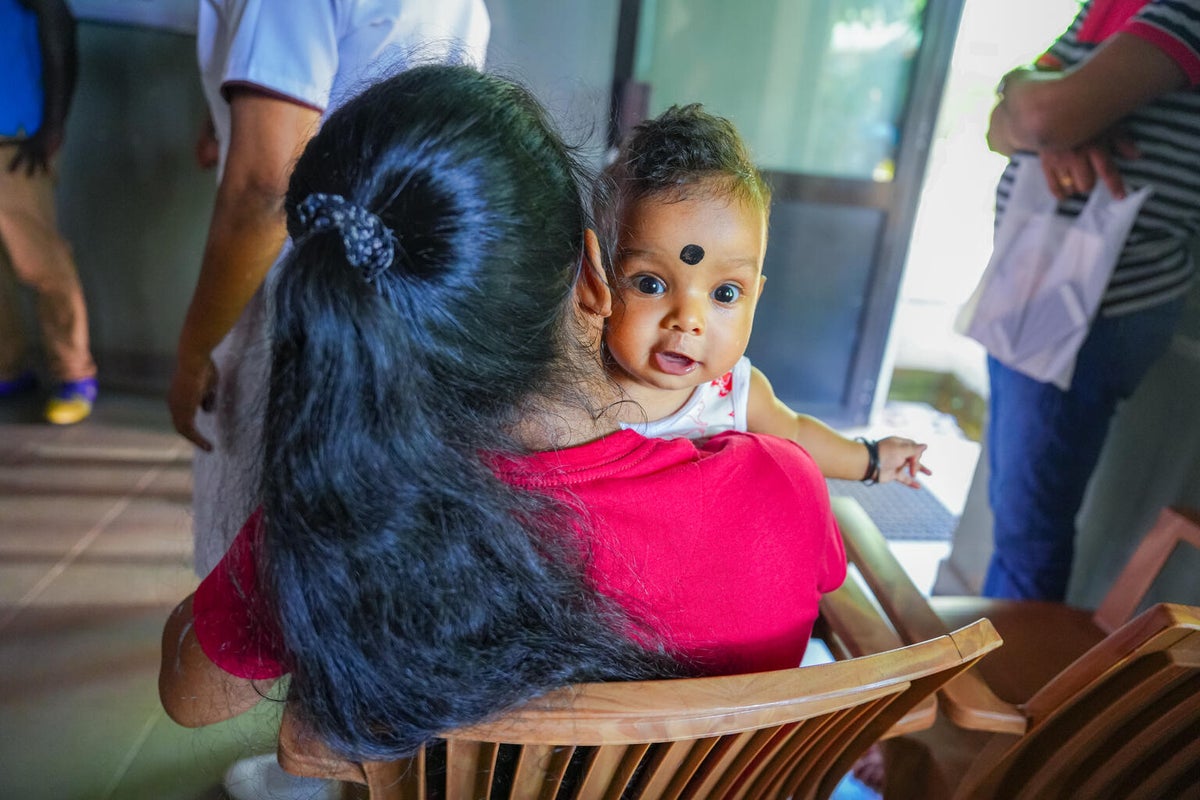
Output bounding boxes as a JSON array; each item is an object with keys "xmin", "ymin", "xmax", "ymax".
[{"xmin": 983, "ymin": 297, "xmax": 1185, "ymax": 600}]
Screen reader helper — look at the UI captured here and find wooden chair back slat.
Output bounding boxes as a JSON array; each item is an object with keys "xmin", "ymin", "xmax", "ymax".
[
  {"xmin": 696, "ymin": 726, "xmax": 781, "ymax": 799},
  {"xmin": 571, "ymin": 745, "xmax": 623, "ymax": 800},
  {"xmin": 508, "ymin": 744, "xmax": 564, "ymax": 800},
  {"xmin": 802, "ymin": 696, "xmax": 898, "ymax": 800},
  {"xmin": 1072, "ymin": 675, "xmax": 1200, "ymax": 800},
  {"xmin": 948, "ymin": 607, "xmax": 1200, "ymax": 800},
  {"xmin": 679, "ymin": 731, "xmax": 759, "ymax": 799},
  {"xmin": 278, "ymin": 617, "xmax": 998, "ymax": 799},
  {"xmin": 444, "ymin": 739, "xmax": 493, "ymax": 800},
  {"xmin": 363, "ymin": 752, "xmax": 423, "ymax": 800},
  {"xmin": 1124, "ymin": 721, "xmax": 1200, "ymax": 800},
  {"xmin": 603, "ymin": 742, "xmax": 650, "ymax": 800},
  {"xmin": 1011, "ymin": 655, "xmax": 1191, "ymax": 800},
  {"xmin": 737, "ymin": 720, "xmax": 820, "ymax": 800},
  {"xmin": 657, "ymin": 737, "xmax": 721, "ymax": 799},
  {"xmin": 624, "ymin": 743, "xmax": 691, "ymax": 796},
  {"xmin": 773, "ymin": 713, "xmax": 868, "ymax": 800},
  {"xmin": 775, "ymin": 697, "xmax": 882, "ymax": 800}
]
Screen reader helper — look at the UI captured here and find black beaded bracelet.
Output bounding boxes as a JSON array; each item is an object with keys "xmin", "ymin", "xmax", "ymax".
[{"xmin": 856, "ymin": 437, "xmax": 881, "ymax": 485}]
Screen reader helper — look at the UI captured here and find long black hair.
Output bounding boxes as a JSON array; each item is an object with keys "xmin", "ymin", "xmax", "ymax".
[{"xmin": 260, "ymin": 65, "xmax": 681, "ymax": 760}]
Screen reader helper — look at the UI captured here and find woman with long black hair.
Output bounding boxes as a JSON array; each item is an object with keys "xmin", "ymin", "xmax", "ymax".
[{"xmin": 159, "ymin": 64, "xmax": 844, "ymax": 762}]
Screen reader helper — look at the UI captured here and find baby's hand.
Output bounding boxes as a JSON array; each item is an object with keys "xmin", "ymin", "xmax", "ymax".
[{"xmin": 875, "ymin": 436, "xmax": 931, "ymax": 488}]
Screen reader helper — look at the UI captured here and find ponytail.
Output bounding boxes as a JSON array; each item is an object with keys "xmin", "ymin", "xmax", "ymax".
[{"xmin": 260, "ymin": 66, "xmax": 681, "ymax": 759}]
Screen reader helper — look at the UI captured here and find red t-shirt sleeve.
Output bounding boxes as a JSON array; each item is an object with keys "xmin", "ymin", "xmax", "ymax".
[
  {"xmin": 1064, "ymin": 0, "xmax": 1200, "ymax": 84},
  {"xmin": 192, "ymin": 509, "xmax": 287, "ymax": 680},
  {"xmin": 1125, "ymin": 4, "xmax": 1200, "ymax": 86}
]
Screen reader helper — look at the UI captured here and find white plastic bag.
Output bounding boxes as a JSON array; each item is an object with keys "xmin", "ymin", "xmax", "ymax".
[{"xmin": 955, "ymin": 156, "xmax": 1151, "ymax": 390}]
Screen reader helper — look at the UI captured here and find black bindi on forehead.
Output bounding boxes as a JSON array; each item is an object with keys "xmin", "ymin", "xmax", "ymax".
[{"xmin": 679, "ymin": 244, "xmax": 705, "ymax": 265}]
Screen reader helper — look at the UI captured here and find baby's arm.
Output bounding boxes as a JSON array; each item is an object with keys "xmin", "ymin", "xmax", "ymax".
[{"xmin": 745, "ymin": 366, "xmax": 930, "ymax": 487}]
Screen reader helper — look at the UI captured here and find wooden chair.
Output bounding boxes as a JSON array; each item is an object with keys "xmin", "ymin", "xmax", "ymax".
[
  {"xmin": 277, "ymin": 598, "xmax": 1001, "ymax": 799},
  {"xmin": 832, "ymin": 498, "xmax": 1200, "ymax": 800}
]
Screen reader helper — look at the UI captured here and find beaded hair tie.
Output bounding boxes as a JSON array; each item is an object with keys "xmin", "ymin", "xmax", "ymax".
[{"xmin": 296, "ymin": 193, "xmax": 398, "ymax": 285}]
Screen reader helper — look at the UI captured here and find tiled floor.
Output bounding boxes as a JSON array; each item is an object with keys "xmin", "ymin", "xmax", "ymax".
[
  {"xmin": 0, "ymin": 389, "xmax": 965, "ymax": 799},
  {"xmin": 0, "ymin": 391, "xmax": 283, "ymax": 800}
]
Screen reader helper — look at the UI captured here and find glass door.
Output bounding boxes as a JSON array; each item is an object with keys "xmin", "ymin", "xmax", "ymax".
[{"xmin": 612, "ymin": 0, "xmax": 965, "ymax": 424}]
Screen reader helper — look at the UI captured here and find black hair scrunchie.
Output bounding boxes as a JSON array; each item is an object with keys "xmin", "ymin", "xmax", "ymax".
[{"xmin": 296, "ymin": 193, "xmax": 398, "ymax": 285}]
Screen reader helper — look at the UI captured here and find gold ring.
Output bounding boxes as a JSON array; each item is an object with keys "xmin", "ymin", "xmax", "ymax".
[{"xmin": 1059, "ymin": 174, "xmax": 1075, "ymax": 189}]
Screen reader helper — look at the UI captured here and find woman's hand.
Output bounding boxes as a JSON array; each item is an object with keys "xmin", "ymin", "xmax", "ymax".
[{"xmin": 1038, "ymin": 130, "xmax": 1139, "ymax": 201}]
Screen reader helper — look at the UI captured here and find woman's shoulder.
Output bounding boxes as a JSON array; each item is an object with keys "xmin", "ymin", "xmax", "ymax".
[
  {"xmin": 625, "ymin": 428, "xmax": 821, "ymax": 483},
  {"xmin": 700, "ymin": 429, "xmax": 820, "ymax": 474},
  {"xmin": 502, "ymin": 429, "xmax": 823, "ymax": 499}
]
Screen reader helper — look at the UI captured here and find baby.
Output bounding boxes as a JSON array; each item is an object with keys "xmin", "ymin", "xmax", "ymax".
[{"xmin": 598, "ymin": 104, "xmax": 929, "ymax": 485}]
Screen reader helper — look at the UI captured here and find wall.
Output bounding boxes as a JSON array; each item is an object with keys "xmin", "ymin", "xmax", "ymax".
[
  {"xmin": 57, "ymin": 21, "xmax": 213, "ymax": 390},
  {"xmin": 51, "ymin": 3, "xmax": 621, "ymax": 392},
  {"xmin": 485, "ymin": 0, "xmax": 620, "ymax": 161},
  {"xmin": 1069, "ymin": 271, "xmax": 1200, "ymax": 610}
]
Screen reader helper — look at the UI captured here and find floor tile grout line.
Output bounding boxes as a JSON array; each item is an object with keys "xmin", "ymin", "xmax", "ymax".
[
  {"xmin": 0, "ymin": 463, "xmax": 166, "ymax": 634},
  {"xmin": 99, "ymin": 709, "xmax": 163, "ymax": 800}
]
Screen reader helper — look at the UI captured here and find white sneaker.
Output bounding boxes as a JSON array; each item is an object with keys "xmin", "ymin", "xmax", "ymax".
[{"xmin": 222, "ymin": 753, "xmax": 341, "ymax": 800}]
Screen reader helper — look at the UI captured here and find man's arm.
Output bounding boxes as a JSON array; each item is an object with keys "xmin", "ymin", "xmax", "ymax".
[
  {"xmin": 10, "ymin": 0, "xmax": 77, "ymax": 175},
  {"xmin": 988, "ymin": 32, "xmax": 1189, "ymax": 199},
  {"xmin": 169, "ymin": 90, "xmax": 320, "ymax": 448},
  {"xmin": 989, "ymin": 32, "xmax": 1189, "ymax": 155}
]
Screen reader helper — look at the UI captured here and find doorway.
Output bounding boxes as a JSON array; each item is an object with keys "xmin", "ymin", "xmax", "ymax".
[
  {"xmin": 611, "ymin": 0, "xmax": 966, "ymax": 426},
  {"xmin": 884, "ymin": 0, "xmax": 1083, "ymax": 515}
]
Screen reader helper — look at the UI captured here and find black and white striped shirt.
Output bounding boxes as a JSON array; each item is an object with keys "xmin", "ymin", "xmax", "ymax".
[{"xmin": 995, "ymin": 0, "xmax": 1200, "ymax": 317}]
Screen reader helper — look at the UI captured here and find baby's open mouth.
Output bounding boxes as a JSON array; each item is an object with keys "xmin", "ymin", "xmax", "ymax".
[{"xmin": 654, "ymin": 351, "xmax": 698, "ymax": 376}]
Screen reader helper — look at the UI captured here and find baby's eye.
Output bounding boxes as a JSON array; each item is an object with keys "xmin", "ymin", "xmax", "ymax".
[
  {"xmin": 712, "ymin": 284, "xmax": 742, "ymax": 304},
  {"xmin": 633, "ymin": 275, "xmax": 666, "ymax": 295}
]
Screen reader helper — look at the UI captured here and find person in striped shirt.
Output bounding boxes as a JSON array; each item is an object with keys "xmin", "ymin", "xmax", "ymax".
[{"xmin": 982, "ymin": 0, "xmax": 1200, "ymax": 600}]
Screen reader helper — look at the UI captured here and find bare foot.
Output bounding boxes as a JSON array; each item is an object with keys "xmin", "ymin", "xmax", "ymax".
[{"xmin": 852, "ymin": 743, "xmax": 886, "ymax": 793}]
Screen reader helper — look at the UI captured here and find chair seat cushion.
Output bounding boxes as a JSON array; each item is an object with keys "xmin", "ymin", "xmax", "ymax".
[{"xmin": 930, "ymin": 598, "xmax": 1106, "ymax": 705}]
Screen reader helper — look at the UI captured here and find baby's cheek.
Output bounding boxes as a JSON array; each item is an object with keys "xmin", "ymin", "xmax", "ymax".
[{"xmin": 604, "ymin": 323, "xmax": 641, "ymax": 367}]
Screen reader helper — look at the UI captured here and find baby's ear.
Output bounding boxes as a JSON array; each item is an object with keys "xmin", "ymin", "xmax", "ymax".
[{"xmin": 575, "ymin": 229, "xmax": 612, "ymax": 318}]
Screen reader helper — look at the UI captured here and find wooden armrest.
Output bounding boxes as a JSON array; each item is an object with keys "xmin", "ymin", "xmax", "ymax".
[
  {"xmin": 831, "ymin": 498, "xmax": 952, "ymax": 644},
  {"xmin": 819, "ymin": 569, "xmax": 937, "ymax": 737},
  {"xmin": 831, "ymin": 497, "xmax": 1026, "ymax": 735},
  {"xmin": 1094, "ymin": 507, "xmax": 1200, "ymax": 633}
]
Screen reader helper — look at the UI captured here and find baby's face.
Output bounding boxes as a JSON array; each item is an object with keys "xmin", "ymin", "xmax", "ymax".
[{"xmin": 607, "ymin": 188, "xmax": 767, "ymax": 395}]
